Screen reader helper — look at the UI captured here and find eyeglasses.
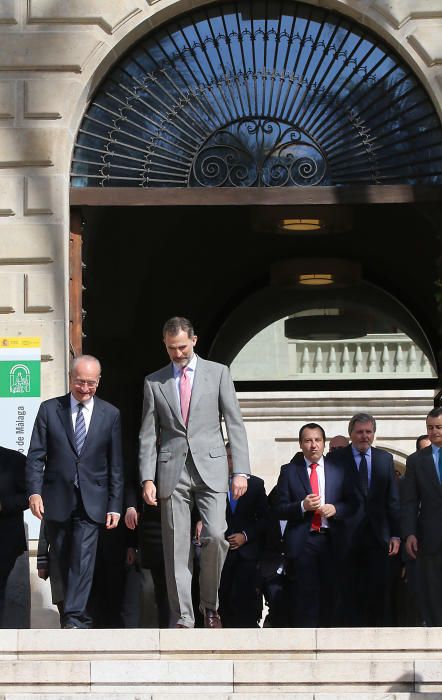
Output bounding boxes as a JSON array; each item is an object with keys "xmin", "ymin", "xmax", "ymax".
[{"xmin": 73, "ymin": 379, "xmax": 98, "ymax": 388}]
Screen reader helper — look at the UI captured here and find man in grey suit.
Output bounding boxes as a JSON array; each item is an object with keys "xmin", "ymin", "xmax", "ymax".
[
  {"xmin": 401, "ymin": 406, "xmax": 442, "ymax": 625},
  {"xmin": 26, "ymin": 355, "xmax": 123, "ymax": 628},
  {"xmin": 139, "ymin": 317, "xmax": 250, "ymax": 628}
]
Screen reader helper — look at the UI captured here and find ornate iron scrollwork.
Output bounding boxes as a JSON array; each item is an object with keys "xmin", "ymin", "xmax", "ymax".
[
  {"xmin": 71, "ymin": 0, "xmax": 442, "ymax": 188},
  {"xmin": 190, "ymin": 119, "xmax": 327, "ymax": 187}
]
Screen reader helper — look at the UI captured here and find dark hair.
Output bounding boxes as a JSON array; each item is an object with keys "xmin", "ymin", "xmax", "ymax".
[
  {"xmin": 299, "ymin": 422, "xmax": 326, "ymax": 442},
  {"xmin": 348, "ymin": 412, "xmax": 376, "ymax": 435},
  {"xmin": 427, "ymin": 407, "xmax": 442, "ymax": 419},
  {"xmin": 162, "ymin": 316, "xmax": 194, "ymax": 339},
  {"xmin": 416, "ymin": 434, "xmax": 429, "ymax": 450}
]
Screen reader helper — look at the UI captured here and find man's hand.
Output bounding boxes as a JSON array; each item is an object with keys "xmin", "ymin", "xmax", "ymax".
[
  {"xmin": 29, "ymin": 494, "xmax": 44, "ymax": 520},
  {"xmin": 37, "ymin": 568, "xmax": 49, "ymax": 581},
  {"xmin": 303, "ymin": 493, "xmax": 321, "ymax": 511},
  {"xmin": 318, "ymin": 503, "xmax": 336, "ymax": 518},
  {"xmin": 142, "ymin": 480, "xmax": 157, "ymax": 506},
  {"xmin": 106, "ymin": 512, "xmax": 120, "ymax": 529},
  {"xmin": 126, "ymin": 547, "xmax": 137, "ymax": 566},
  {"xmin": 194, "ymin": 520, "xmax": 203, "ymax": 545},
  {"xmin": 125, "ymin": 506, "xmax": 138, "ymax": 530},
  {"xmin": 389, "ymin": 537, "xmax": 400, "ymax": 556},
  {"xmin": 231, "ymin": 475, "xmax": 247, "ymax": 500},
  {"xmin": 227, "ymin": 532, "xmax": 246, "ymax": 550},
  {"xmin": 405, "ymin": 534, "xmax": 418, "ymax": 559}
]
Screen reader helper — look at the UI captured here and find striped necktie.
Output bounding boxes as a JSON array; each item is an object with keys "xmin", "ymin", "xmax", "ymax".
[{"xmin": 75, "ymin": 403, "xmax": 86, "ymax": 454}]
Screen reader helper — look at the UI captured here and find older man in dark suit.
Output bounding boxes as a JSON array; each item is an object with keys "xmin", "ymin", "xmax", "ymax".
[
  {"xmin": 333, "ymin": 412, "xmax": 400, "ymax": 626},
  {"xmin": 0, "ymin": 446, "xmax": 27, "ymax": 627},
  {"xmin": 401, "ymin": 407, "xmax": 442, "ymax": 625},
  {"xmin": 26, "ymin": 355, "xmax": 124, "ymax": 629}
]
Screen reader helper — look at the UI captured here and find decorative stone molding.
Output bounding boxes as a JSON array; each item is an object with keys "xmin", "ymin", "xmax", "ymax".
[
  {"xmin": 0, "ymin": 1, "xmax": 17, "ymax": 25},
  {"xmin": 0, "ymin": 178, "xmax": 18, "ymax": 216},
  {"xmin": 0, "ymin": 274, "xmax": 16, "ymax": 313},
  {"xmin": 0, "ymin": 129, "xmax": 54, "ymax": 168},
  {"xmin": 0, "ymin": 34, "xmax": 104, "ymax": 73},
  {"xmin": 374, "ymin": 0, "xmax": 442, "ymax": 30},
  {"xmin": 24, "ymin": 273, "xmax": 54, "ymax": 314},
  {"xmin": 0, "ymin": 224, "xmax": 57, "ymax": 263},
  {"xmin": 0, "ymin": 81, "xmax": 14, "ymax": 119},
  {"xmin": 27, "ymin": 0, "xmax": 143, "ymax": 35},
  {"xmin": 407, "ymin": 26, "xmax": 442, "ymax": 67}
]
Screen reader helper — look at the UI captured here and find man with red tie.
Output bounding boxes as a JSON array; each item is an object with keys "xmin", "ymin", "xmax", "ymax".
[{"xmin": 277, "ymin": 423, "xmax": 354, "ymax": 627}]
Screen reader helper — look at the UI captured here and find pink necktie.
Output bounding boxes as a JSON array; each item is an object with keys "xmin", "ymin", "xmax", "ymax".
[
  {"xmin": 309, "ymin": 462, "xmax": 321, "ymax": 531},
  {"xmin": 179, "ymin": 366, "xmax": 191, "ymax": 425}
]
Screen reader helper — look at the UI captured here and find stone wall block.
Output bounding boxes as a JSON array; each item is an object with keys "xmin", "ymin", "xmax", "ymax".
[
  {"xmin": 374, "ymin": 0, "xmax": 442, "ymax": 29},
  {"xmin": 0, "ymin": 1, "xmax": 17, "ymax": 25},
  {"xmin": 0, "ymin": 81, "xmax": 15, "ymax": 119},
  {"xmin": 27, "ymin": 0, "xmax": 143, "ymax": 34},
  {"xmin": 24, "ymin": 273, "xmax": 54, "ymax": 313},
  {"xmin": 24, "ymin": 176, "xmax": 64, "ymax": 216},
  {"xmin": 0, "ymin": 177, "xmax": 19, "ymax": 216},
  {"xmin": 0, "ymin": 129, "xmax": 54, "ymax": 168},
  {"xmin": 0, "ymin": 34, "xmax": 104, "ymax": 73},
  {"xmin": 0, "ymin": 224, "xmax": 58, "ymax": 264},
  {"xmin": 23, "ymin": 80, "xmax": 83, "ymax": 122},
  {"xmin": 407, "ymin": 25, "xmax": 442, "ymax": 66},
  {"xmin": 0, "ymin": 273, "xmax": 18, "ymax": 313}
]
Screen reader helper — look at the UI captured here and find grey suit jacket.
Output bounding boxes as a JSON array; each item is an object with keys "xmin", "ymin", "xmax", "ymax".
[{"xmin": 139, "ymin": 356, "xmax": 250, "ymax": 498}]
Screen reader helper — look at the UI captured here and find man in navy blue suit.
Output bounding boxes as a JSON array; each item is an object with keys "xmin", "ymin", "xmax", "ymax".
[
  {"xmin": 333, "ymin": 412, "xmax": 400, "ymax": 626},
  {"xmin": 26, "ymin": 355, "xmax": 124, "ymax": 629},
  {"xmin": 277, "ymin": 423, "xmax": 354, "ymax": 627}
]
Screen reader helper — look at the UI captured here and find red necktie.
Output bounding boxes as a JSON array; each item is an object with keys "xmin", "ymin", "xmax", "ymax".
[
  {"xmin": 309, "ymin": 462, "xmax": 321, "ymax": 531},
  {"xmin": 179, "ymin": 367, "xmax": 191, "ymax": 426}
]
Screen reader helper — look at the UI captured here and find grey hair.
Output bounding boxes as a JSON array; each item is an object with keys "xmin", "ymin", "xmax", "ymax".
[
  {"xmin": 348, "ymin": 412, "xmax": 376, "ymax": 435},
  {"xmin": 70, "ymin": 354, "xmax": 101, "ymax": 376}
]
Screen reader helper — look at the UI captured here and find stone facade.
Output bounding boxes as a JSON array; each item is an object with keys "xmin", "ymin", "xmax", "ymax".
[
  {"xmin": 0, "ymin": 1, "xmax": 441, "ymax": 625},
  {"xmin": 0, "ymin": 1, "xmax": 440, "ymax": 399}
]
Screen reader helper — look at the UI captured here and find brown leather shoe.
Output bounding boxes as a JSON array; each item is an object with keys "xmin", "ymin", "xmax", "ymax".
[{"xmin": 204, "ymin": 608, "xmax": 222, "ymax": 629}]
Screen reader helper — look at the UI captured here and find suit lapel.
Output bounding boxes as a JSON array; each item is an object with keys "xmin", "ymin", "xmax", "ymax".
[
  {"xmin": 421, "ymin": 448, "xmax": 441, "ymax": 489},
  {"xmin": 158, "ymin": 365, "xmax": 183, "ymax": 426},
  {"xmin": 187, "ymin": 356, "xmax": 207, "ymax": 419},
  {"xmin": 56, "ymin": 394, "xmax": 76, "ymax": 453},
  {"xmin": 80, "ymin": 397, "xmax": 104, "ymax": 454},
  {"xmin": 295, "ymin": 457, "xmax": 311, "ymax": 495}
]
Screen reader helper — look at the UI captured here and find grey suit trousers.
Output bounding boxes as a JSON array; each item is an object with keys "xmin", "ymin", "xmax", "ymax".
[{"xmin": 161, "ymin": 456, "xmax": 229, "ymax": 627}]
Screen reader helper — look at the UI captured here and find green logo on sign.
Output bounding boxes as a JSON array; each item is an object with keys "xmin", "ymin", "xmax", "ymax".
[{"xmin": 0, "ymin": 361, "xmax": 40, "ymax": 397}]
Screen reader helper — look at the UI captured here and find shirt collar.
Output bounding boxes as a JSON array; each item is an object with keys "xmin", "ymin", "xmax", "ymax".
[
  {"xmin": 70, "ymin": 393, "xmax": 94, "ymax": 411},
  {"xmin": 173, "ymin": 353, "xmax": 197, "ymax": 377},
  {"xmin": 305, "ymin": 456, "xmax": 324, "ymax": 468},
  {"xmin": 352, "ymin": 445, "xmax": 371, "ymax": 458}
]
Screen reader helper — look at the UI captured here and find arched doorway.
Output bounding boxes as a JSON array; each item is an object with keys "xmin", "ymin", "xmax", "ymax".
[{"xmin": 69, "ymin": 0, "xmax": 442, "ymax": 469}]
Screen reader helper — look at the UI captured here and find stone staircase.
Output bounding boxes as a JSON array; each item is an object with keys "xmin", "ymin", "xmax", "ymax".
[{"xmin": 1, "ymin": 627, "xmax": 442, "ymax": 699}]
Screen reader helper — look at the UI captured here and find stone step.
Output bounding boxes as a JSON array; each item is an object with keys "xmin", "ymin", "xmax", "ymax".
[{"xmin": 0, "ymin": 628, "xmax": 441, "ymax": 696}]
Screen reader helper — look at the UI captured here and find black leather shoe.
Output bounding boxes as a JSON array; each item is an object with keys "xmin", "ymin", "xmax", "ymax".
[
  {"xmin": 62, "ymin": 623, "xmax": 79, "ymax": 629},
  {"xmin": 203, "ymin": 609, "xmax": 222, "ymax": 629}
]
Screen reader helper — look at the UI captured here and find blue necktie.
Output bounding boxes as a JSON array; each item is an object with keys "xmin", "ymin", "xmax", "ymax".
[
  {"xmin": 75, "ymin": 403, "xmax": 86, "ymax": 455},
  {"xmin": 229, "ymin": 480, "xmax": 237, "ymax": 513},
  {"xmin": 359, "ymin": 452, "xmax": 369, "ymax": 496},
  {"xmin": 438, "ymin": 448, "xmax": 442, "ymax": 483}
]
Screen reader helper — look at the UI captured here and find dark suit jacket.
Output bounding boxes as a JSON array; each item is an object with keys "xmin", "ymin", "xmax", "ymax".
[
  {"xmin": 401, "ymin": 446, "xmax": 442, "ymax": 554},
  {"xmin": 26, "ymin": 393, "xmax": 123, "ymax": 523},
  {"xmin": 333, "ymin": 444, "xmax": 400, "ymax": 547},
  {"xmin": 0, "ymin": 446, "xmax": 27, "ymax": 566},
  {"xmin": 258, "ymin": 486, "xmax": 287, "ymax": 581},
  {"xmin": 277, "ymin": 453, "xmax": 354, "ymax": 560},
  {"xmin": 225, "ymin": 474, "xmax": 268, "ymax": 560}
]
